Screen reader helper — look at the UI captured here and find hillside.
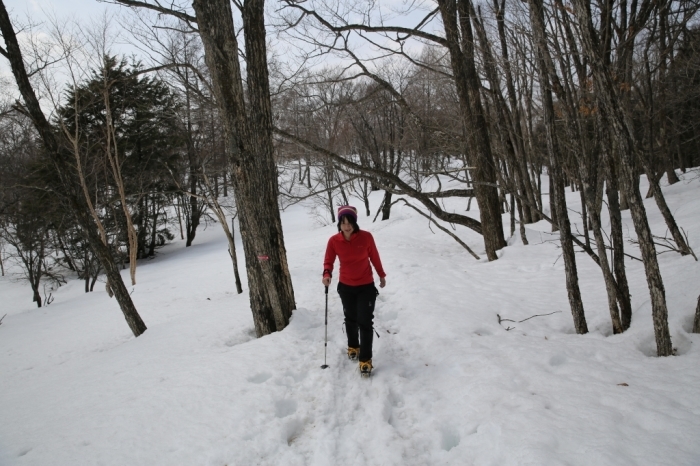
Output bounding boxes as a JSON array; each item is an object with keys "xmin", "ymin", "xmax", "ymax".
[{"xmin": 1, "ymin": 170, "xmax": 699, "ymax": 465}]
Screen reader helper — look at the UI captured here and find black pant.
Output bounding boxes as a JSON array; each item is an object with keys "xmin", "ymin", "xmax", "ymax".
[{"xmin": 337, "ymin": 282, "xmax": 377, "ymax": 362}]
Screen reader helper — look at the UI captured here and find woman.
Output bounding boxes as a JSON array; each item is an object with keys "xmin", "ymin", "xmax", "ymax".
[{"xmin": 322, "ymin": 205, "xmax": 386, "ymax": 377}]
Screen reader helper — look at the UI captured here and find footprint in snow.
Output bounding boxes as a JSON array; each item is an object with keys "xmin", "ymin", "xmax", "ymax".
[
  {"xmin": 440, "ymin": 425, "xmax": 461, "ymax": 451},
  {"xmin": 274, "ymin": 399, "xmax": 298, "ymax": 418},
  {"xmin": 247, "ymin": 372, "xmax": 272, "ymax": 384}
]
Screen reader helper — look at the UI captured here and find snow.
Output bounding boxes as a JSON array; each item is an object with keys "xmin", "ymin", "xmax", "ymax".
[{"xmin": 1, "ymin": 170, "xmax": 700, "ymax": 466}]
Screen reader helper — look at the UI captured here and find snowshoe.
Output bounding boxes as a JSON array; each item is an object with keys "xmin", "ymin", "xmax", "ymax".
[
  {"xmin": 347, "ymin": 347, "xmax": 359, "ymax": 361},
  {"xmin": 359, "ymin": 359, "xmax": 372, "ymax": 378}
]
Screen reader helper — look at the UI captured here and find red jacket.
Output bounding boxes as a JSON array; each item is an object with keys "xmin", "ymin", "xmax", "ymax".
[{"xmin": 323, "ymin": 230, "xmax": 386, "ymax": 286}]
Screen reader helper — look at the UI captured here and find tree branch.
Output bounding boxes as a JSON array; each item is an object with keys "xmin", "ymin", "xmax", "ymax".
[
  {"xmin": 107, "ymin": 0, "xmax": 197, "ymax": 24},
  {"xmin": 274, "ymin": 127, "xmax": 484, "ymax": 234},
  {"xmin": 281, "ymin": 2, "xmax": 448, "ymax": 47},
  {"xmin": 398, "ymin": 197, "xmax": 481, "ymax": 260}
]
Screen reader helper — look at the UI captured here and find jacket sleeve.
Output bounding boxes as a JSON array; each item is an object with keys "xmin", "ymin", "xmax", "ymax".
[
  {"xmin": 367, "ymin": 233, "xmax": 386, "ymax": 278},
  {"xmin": 323, "ymin": 236, "xmax": 336, "ymax": 278}
]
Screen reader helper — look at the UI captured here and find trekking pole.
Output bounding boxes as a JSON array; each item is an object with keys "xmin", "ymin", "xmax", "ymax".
[{"xmin": 321, "ymin": 286, "xmax": 329, "ymax": 369}]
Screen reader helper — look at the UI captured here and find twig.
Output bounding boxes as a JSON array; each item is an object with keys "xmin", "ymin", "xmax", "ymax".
[
  {"xmin": 415, "ymin": 167, "xmax": 476, "ymax": 175},
  {"xmin": 628, "ymin": 232, "xmax": 696, "ymax": 261},
  {"xmin": 496, "ymin": 314, "xmax": 515, "ymax": 331},
  {"xmin": 497, "ymin": 311, "xmax": 562, "ymax": 330},
  {"xmin": 0, "ymin": 313, "xmax": 6, "ymax": 326},
  {"xmin": 43, "ymin": 284, "xmax": 54, "ymax": 306},
  {"xmin": 518, "ymin": 311, "xmax": 562, "ymax": 322},
  {"xmin": 681, "ymin": 228, "xmax": 698, "ymax": 261}
]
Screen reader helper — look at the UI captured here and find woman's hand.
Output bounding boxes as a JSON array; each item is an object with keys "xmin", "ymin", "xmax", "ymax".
[
  {"xmin": 322, "ymin": 276, "xmax": 331, "ymax": 287},
  {"xmin": 379, "ymin": 277, "xmax": 386, "ymax": 288}
]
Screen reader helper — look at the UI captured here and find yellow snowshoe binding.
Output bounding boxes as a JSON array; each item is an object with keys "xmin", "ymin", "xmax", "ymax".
[{"xmin": 359, "ymin": 359, "xmax": 372, "ymax": 378}]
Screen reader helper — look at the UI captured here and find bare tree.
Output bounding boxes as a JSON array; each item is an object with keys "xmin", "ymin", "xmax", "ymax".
[{"xmin": 0, "ymin": 213, "xmax": 59, "ymax": 307}]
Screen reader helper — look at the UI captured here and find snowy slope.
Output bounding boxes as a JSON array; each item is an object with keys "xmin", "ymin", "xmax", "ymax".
[{"xmin": 1, "ymin": 170, "xmax": 699, "ymax": 466}]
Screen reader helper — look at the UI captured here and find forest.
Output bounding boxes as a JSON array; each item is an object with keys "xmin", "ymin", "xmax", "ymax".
[{"xmin": 1, "ymin": 0, "xmax": 699, "ymax": 359}]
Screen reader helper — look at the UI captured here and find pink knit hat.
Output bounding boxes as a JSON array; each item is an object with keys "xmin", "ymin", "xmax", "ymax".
[{"xmin": 337, "ymin": 205, "xmax": 358, "ymax": 221}]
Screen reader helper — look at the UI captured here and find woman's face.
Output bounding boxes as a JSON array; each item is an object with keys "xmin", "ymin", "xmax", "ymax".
[{"xmin": 340, "ymin": 216, "xmax": 354, "ymax": 236}]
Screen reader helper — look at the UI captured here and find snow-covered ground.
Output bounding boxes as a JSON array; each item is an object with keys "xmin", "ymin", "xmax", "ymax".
[{"xmin": 1, "ymin": 170, "xmax": 699, "ymax": 466}]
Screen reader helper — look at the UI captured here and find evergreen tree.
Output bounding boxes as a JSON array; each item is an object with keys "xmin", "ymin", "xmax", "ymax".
[{"xmin": 58, "ymin": 56, "xmax": 183, "ymax": 259}]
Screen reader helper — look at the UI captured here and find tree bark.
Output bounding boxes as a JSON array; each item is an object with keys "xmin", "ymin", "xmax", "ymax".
[
  {"xmin": 230, "ymin": 218, "xmax": 243, "ymax": 294},
  {"xmin": 644, "ymin": 173, "xmax": 693, "ymax": 257},
  {"xmin": 436, "ymin": 0, "xmax": 506, "ymax": 261},
  {"xmin": 148, "ymin": 199, "xmax": 159, "ymax": 257},
  {"xmin": 185, "ymin": 79, "xmax": 203, "ymax": 248},
  {"xmin": 604, "ymin": 142, "xmax": 633, "ymax": 330},
  {"xmin": 0, "ymin": 1, "xmax": 147, "ymax": 336},
  {"xmin": 32, "ymin": 285, "xmax": 42, "ymax": 308},
  {"xmin": 102, "ymin": 86, "xmax": 138, "ymax": 285},
  {"xmin": 192, "ymin": 0, "xmax": 296, "ymax": 336}
]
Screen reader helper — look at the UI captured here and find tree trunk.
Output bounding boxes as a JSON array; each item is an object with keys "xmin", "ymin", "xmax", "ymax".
[
  {"xmin": 529, "ymin": 0, "xmax": 587, "ymax": 334},
  {"xmin": 381, "ymin": 190, "xmax": 393, "ymax": 220},
  {"xmin": 90, "ymin": 265, "xmax": 100, "ymax": 292},
  {"xmin": 604, "ymin": 146, "xmax": 633, "ymax": 330},
  {"xmin": 148, "ymin": 200, "xmax": 159, "ymax": 257},
  {"xmin": 552, "ymin": 170, "xmax": 588, "ymax": 334},
  {"xmin": 230, "ymin": 218, "xmax": 243, "ymax": 294},
  {"xmin": 30, "ymin": 267, "xmax": 42, "ymax": 307},
  {"xmin": 137, "ymin": 196, "xmax": 148, "ymax": 259},
  {"xmin": 186, "ymin": 134, "xmax": 201, "ymax": 247},
  {"xmin": 574, "ymin": 133, "xmax": 623, "ymax": 333},
  {"xmin": 509, "ymin": 193, "xmax": 516, "ymax": 236},
  {"xmin": 645, "ymin": 173, "xmax": 693, "ymax": 256},
  {"xmin": 516, "ymin": 196, "xmax": 529, "ymax": 245},
  {"xmin": 587, "ymin": 192, "xmax": 624, "ymax": 333},
  {"xmin": 33, "ymin": 289, "xmax": 42, "ymax": 307},
  {"xmin": 665, "ymin": 165, "xmax": 679, "ymax": 185},
  {"xmin": 437, "ymin": 0, "xmax": 506, "ymax": 261},
  {"xmin": 85, "ymin": 249, "xmax": 90, "ymax": 293},
  {"xmin": 175, "ymin": 195, "xmax": 184, "ymax": 240},
  {"xmin": 103, "ymin": 88, "xmax": 138, "ymax": 286},
  {"xmin": 580, "ymin": 188, "xmax": 590, "ymax": 248},
  {"xmin": 0, "ymin": 1, "xmax": 147, "ymax": 336},
  {"xmin": 192, "ymin": 0, "xmax": 296, "ymax": 336},
  {"xmin": 363, "ymin": 179, "xmax": 371, "ymax": 217},
  {"xmin": 549, "ymin": 172, "xmax": 559, "ymax": 232},
  {"xmin": 76, "ymin": 205, "xmax": 148, "ymax": 334}
]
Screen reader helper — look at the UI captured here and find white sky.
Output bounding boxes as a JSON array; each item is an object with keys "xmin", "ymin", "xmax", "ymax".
[
  {"xmin": 5, "ymin": 0, "xmax": 112, "ymax": 22},
  {"xmin": 0, "ymin": 0, "xmax": 147, "ymax": 104}
]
